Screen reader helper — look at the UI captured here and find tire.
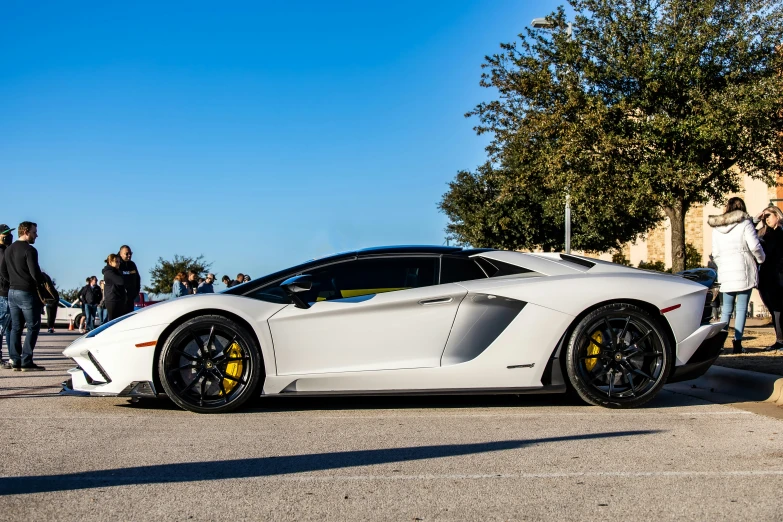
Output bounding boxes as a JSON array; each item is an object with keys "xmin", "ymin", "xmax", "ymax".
[
  {"xmin": 158, "ymin": 315, "xmax": 262, "ymax": 413},
  {"xmin": 74, "ymin": 314, "xmax": 84, "ymax": 327},
  {"xmin": 565, "ymin": 303, "xmax": 673, "ymax": 408}
]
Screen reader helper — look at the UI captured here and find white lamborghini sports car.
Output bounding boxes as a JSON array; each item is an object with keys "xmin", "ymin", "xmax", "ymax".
[{"xmin": 62, "ymin": 246, "xmax": 727, "ymax": 413}]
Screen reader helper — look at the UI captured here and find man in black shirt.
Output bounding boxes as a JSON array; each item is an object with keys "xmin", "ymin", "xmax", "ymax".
[
  {"xmin": 0, "ymin": 221, "xmax": 45, "ymax": 371},
  {"xmin": 118, "ymin": 245, "xmax": 140, "ymax": 316},
  {"xmin": 0, "ymin": 224, "xmax": 14, "ymax": 369},
  {"xmin": 78, "ymin": 276, "xmax": 102, "ymax": 332}
]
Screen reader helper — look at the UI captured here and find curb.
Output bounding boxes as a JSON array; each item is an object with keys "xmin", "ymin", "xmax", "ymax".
[{"xmin": 665, "ymin": 365, "xmax": 783, "ymax": 406}]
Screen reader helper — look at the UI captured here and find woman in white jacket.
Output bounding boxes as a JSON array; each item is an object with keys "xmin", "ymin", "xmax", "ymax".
[{"xmin": 708, "ymin": 197, "xmax": 766, "ymax": 353}]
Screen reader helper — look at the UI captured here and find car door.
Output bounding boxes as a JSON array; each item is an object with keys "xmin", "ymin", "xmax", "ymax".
[{"xmin": 268, "ymin": 256, "xmax": 468, "ymax": 375}]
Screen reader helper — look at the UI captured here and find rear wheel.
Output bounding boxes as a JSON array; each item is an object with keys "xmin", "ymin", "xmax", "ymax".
[
  {"xmin": 158, "ymin": 315, "xmax": 262, "ymax": 413},
  {"xmin": 565, "ymin": 303, "xmax": 672, "ymax": 408}
]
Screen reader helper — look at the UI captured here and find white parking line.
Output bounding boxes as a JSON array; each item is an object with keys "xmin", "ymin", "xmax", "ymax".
[{"xmin": 264, "ymin": 470, "xmax": 783, "ymax": 482}]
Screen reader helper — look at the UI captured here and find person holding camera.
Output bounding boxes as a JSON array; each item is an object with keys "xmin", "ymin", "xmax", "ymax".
[{"xmin": 755, "ymin": 205, "xmax": 783, "ymax": 351}]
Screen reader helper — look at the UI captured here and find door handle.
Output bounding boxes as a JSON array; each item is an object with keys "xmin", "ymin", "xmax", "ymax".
[{"xmin": 418, "ymin": 297, "xmax": 453, "ymax": 305}]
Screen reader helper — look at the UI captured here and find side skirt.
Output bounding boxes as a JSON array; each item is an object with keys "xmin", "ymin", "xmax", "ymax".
[{"xmin": 267, "ymin": 384, "xmax": 567, "ymax": 398}]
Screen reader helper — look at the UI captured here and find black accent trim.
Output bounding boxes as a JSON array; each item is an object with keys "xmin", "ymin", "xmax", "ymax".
[
  {"xmin": 667, "ymin": 329, "xmax": 728, "ymax": 383},
  {"xmin": 118, "ymin": 381, "xmax": 158, "ymax": 398},
  {"xmin": 87, "ymin": 352, "xmax": 112, "ymax": 384},
  {"xmin": 559, "ymin": 254, "xmax": 595, "ymax": 269},
  {"xmin": 541, "ymin": 333, "xmax": 568, "ymax": 387},
  {"xmin": 441, "ymin": 296, "xmax": 527, "ymax": 365},
  {"xmin": 274, "ymin": 385, "xmax": 567, "ymax": 397}
]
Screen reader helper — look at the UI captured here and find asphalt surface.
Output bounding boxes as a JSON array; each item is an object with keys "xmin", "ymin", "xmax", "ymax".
[{"xmin": 1, "ymin": 333, "xmax": 782, "ymax": 521}]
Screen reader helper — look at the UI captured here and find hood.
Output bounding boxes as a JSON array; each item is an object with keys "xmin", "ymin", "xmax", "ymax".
[{"xmin": 707, "ymin": 210, "xmax": 751, "ymax": 234}]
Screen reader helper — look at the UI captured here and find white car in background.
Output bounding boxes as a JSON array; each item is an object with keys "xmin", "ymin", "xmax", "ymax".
[{"xmin": 43, "ymin": 299, "xmax": 86, "ymax": 327}]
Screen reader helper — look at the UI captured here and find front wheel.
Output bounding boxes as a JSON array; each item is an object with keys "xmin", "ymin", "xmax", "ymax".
[
  {"xmin": 565, "ymin": 303, "xmax": 673, "ymax": 408},
  {"xmin": 158, "ymin": 315, "xmax": 262, "ymax": 413}
]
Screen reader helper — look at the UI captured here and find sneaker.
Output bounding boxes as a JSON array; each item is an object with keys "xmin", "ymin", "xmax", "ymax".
[
  {"xmin": 47, "ymin": 328, "xmax": 55, "ymax": 334},
  {"xmin": 2, "ymin": 360, "xmax": 19, "ymax": 370},
  {"xmin": 764, "ymin": 342, "xmax": 783, "ymax": 352},
  {"xmin": 20, "ymin": 363, "xmax": 45, "ymax": 372},
  {"xmin": 79, "ymin": 328, "xmax": 85, "ymax": 334}
]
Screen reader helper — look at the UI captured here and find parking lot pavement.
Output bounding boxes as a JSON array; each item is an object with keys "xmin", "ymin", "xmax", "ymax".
[{"xmin": 1, "ymin": 334, "xmax": 783, "ymax": 521}]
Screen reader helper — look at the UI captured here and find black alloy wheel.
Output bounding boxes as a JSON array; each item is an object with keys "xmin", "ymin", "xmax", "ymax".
[
  {"xmin": 158, "ymin": 315, "xmax": 262, "ymax": 413},
  {"xmin": 565, "ymin": 303, "xmax": 672, "ymax": 408}
]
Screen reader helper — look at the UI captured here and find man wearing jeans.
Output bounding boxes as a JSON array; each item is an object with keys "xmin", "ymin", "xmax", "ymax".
[
  {"xmin": 0, "ymin": 225, "xmax": 14, "ymax": 369},
  {"xmin": 78, "ymin": 276, "xmax": 101, "ymax": 331},
  {"xmin": 0, "ymin": 221, "xmax": 45, "ymax": 371}
]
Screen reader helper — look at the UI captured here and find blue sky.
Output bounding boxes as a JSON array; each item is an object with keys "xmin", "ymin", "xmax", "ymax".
[{"xmin": 1, "ymin": 0, "xmax": 562, "ymax": 292}]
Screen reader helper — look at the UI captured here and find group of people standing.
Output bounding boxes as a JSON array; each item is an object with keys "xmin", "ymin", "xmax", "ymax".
[
  {"xmin": 65, "ymin": 246, "xmax": 141, "ymax": 332},
  {"xmin": 172, "ymin": 271, "xmax": 217, "ymax": 297},
  {"xmin": 709, "ymin": 197, "xmax": 783, "ymax": 353},
  {"xmin": 102, "ymin": 247, "xmax": 141, "ymax": 322},
  {"xmin": 170, "ymin": 272, "xmax": 250, "ymax": 298}
]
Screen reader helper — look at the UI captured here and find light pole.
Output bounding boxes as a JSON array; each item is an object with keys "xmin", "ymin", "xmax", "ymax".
[{"xmin": 532, "ymin": 17, "xmax": 573, "ymax": 253}]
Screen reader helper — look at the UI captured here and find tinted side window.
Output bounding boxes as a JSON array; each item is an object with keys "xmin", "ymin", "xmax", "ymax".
[
  {"xmin": 475, "ymin": 257, "xmax": 533, "ymax": 277},
  {"xmin": 247, "ymin": 285, "xmax": 291, "ymax": 304},
  {"xmin": 440, "ymin": 257, "xmax": 487, "ymax": 284},
  {"xmin": 301, "ymin": 257, "xmax": 438, "ymax": 303}
]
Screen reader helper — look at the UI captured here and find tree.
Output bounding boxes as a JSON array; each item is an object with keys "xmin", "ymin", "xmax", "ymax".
[
  {"xmin": 459, "ymin": 0, "xmax": 783, "ymax": 271},
  {"xmin": 145, "ymin": 255, "xmax": 212, "ymax": 295},
  {"xmin": 59, "ymin": 287, "xmax": 80, "ymax": 303},
  {"xmin": 638, "ymin": 260, "xmax": 668, "ymax": 272},
  {"xmin": 441, "ymin": 155, "xmax": 662, "ymax": 251},
  {"xmin": 611, "ymin": 250, "xmax": 631, "ymax": 266},
  {"xmin": 685, "ymin": 243, "xmax": 703, "ymax": 269}
]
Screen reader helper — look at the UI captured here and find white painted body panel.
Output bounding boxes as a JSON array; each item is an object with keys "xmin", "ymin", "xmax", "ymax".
[
  {"xmin": 263, "ymin": 303, "xmax": 574, "ymax": 393},
  {"xmin": 270, "ymin": 284, "xmax": 468, "ymax": 374},
  {"xmin": 62, "ymin": 250, "xmax": 714, "ymax": 399}
]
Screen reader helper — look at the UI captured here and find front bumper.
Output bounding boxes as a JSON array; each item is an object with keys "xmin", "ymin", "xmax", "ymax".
[
  {"xmin": 61, "ymin": 323, "xmax": 165, "ymax": 396},
  {"xmin": 668, "ymin": 326, "xmax": 728, "ymax": 383},
  {"xmin": 61, "ymin": 367, "xmax": 159, "ymax": 397}
]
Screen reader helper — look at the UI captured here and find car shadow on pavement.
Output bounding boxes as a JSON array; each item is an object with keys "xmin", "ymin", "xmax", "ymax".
[
  {"xmin": 0, "ymin": 429, "xmax": 662, "ymax": 496},
  {"xmin": 116, "ymin": 389, "xmax": 710, "ymax": 412}
]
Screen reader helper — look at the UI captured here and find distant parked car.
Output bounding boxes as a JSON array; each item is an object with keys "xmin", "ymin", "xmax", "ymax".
[
  {"xmin": 42, "ymin": 299, "xmax": 86, "ymax": 327},
  {"xmin": 134, "ymin": 292, "xmax": 162, "ymax": 310}
]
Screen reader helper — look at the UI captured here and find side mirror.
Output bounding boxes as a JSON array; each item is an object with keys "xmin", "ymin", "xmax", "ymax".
[{"xmin": 281, "ymin": 275, "xmax": 313, "ymax": 309}]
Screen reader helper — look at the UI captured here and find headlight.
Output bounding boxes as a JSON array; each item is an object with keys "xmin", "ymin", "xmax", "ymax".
[{"xmin": 86, "ymin": 313, "xmax": 135, "ymax": 338}]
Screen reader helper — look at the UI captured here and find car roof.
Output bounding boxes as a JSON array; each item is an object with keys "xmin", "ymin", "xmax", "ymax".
[{"xmin": 224, "ymin": 245, "xmax": 495, "ymax": 294}]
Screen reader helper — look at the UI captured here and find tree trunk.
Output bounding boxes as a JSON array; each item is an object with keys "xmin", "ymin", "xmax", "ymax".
[{"xmin": 664, "ymin": 201, "xmax": 687, "ymax": 273}]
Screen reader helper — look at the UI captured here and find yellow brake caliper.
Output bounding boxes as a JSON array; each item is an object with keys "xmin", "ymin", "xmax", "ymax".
[
  {"xmin": 586, "ymin": 331, "xmax": 602, "ymax": 371},
  {"xmin": 222, "ymin": 342, "xmax": 244, "ymax": 395}
]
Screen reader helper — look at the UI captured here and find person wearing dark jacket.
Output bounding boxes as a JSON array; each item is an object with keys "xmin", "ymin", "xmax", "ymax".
[
  {"xmin": 0, "ymin": 221, "xmax": 45, "ymax": 371},
  {"xmin": 78, "ymin": 276, "xmax": 102, "ymax": 332},
  {"xmin": 103, "ymin": 254, "xmax": 127, "ymax": 321},
  {"xmin": 0, "ymin": 224, "xmax": 14, "ymax": 368},
  {"xmin": 40, "ymin": 271, "xmax": 59, "ymax": 334},
  {"xmin": 118, "ymin": 245, "xmax": 140, "ymax": 315},
  {"xmin": 756, "ymin": 206, "xmax": 783, "ymax": 351}
]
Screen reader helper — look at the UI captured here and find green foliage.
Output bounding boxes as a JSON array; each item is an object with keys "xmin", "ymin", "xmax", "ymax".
[
  {"xmin": 638, "ymin": 260, "xmax": 668, "ymax": 272},
  {"xmin": 449, "ymin": 0, "xmax": 783, "ymax": 270},
  {"xmin": 685, "ymin": 243, "xmax": 703, "ymax": 269},
  {"xmin": 59, "ymin": 287, "xmax": 80, "ymax": 303},
  {"xmin": 145, "ymin": 255, "xmax": 212, "ymax": 295},
  {"xmin": 611, "ymin": 250, "xmax": 631, "ymax": 266}
]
